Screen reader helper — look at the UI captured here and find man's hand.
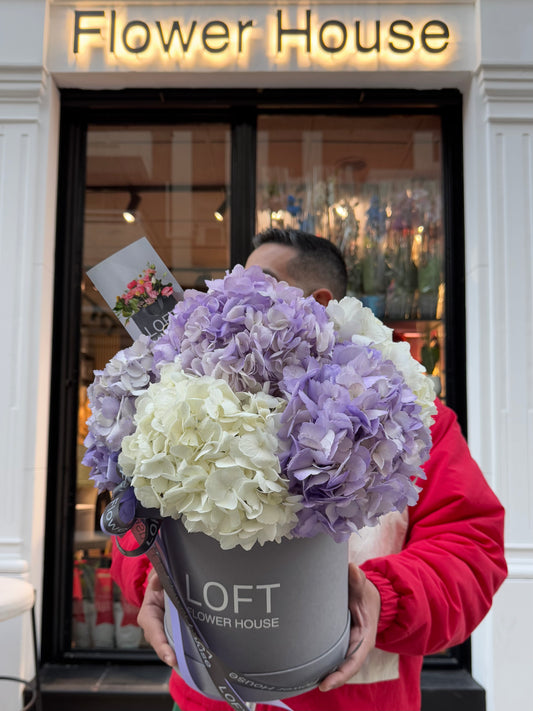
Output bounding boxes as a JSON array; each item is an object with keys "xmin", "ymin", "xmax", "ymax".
[
  {"xmin": 137, "ymin": 569, "xmax": 177, "ymax": 667},
  {"xmin": 319, "ymin": 564, "xmax": 381, "ymax": 692}
]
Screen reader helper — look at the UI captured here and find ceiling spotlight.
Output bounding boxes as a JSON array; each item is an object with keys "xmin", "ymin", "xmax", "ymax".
[
  {"xmin": 123, "ymin": 193, "xmax": 141, "ymax": 223},
  {"xmin": 214, "ymin": 198, "xmax": 227, "ymax": 222},
  {"xmin": 334, "ymin": 203, "xmax": 349, "ymax": 219}
]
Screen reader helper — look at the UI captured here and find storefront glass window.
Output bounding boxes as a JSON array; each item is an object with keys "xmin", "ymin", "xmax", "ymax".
[
  {"xmin": 74, "ymin": 123, "xmax": 230, "ymax": 651},
  {"xmin": 256, "ymin": 115, "xmax": 445, "ymax": 396},
  {"xmin": 61, "ymin": 105, "xmax": 459, "ymax": 662}
]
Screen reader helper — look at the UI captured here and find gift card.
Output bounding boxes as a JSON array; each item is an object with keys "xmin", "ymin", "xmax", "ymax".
[{"xmin": 87, "ymin": 237, "xmax": 184, "ymax": 340}]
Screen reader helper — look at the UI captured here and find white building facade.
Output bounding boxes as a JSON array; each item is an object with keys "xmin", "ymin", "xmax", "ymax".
[{"xmin": 0, "ymin": 1, "xmax": 532, "ymax": 710}]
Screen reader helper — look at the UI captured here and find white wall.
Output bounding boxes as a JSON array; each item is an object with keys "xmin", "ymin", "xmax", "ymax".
[
  {"xmin": 0, "ymin": 2, "xmax": 531, "ymax": 711},
  {"xmin": 0, "ymin": 1, "xmax": 59, "ymax": 708},
  {"xmin": 464, "ymin": 4, "xmax": 533, "ymax": 709}
]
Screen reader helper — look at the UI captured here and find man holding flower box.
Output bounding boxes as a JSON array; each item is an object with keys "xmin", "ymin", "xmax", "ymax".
[{"xmin": 109, "ymin": 229, "xmax": 506, "ymax": 711}]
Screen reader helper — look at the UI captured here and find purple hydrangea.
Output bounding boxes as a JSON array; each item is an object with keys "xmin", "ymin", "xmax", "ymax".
[
  {"xmin": 153, "ymin": 265, "xmax": 336, "ymax": 396},
  {"xmin": 277, "ymin": 342, "xmax": 432, "ymax": 540},
  {"xmin": 82, "ymin": 443, "xmax": 121, "ymax": 490},
  {"xmin": 82, "ymin": 335, "xmax": 158, "ymax": 491},
  {"xmin": 83, "ymin": 264, "xmax": 435, "ymax": 544}
]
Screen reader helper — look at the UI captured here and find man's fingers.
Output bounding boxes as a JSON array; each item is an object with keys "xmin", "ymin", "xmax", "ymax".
[
  {"xmin": 136, "ymin": 572, "xmax": 177, "ymax": 667},
  {"xmin": 318, "ymin": 634, "xmax": 370, "ymax": 691},
  {"xmin": 319, "ymin": 564, "xmax": 381, "ymax": 692},
  {"xmin": 348, "ymin": 563, "xmax": 367, "ymax": 595},
  {"xmin": 139, "ymin": 604, "xmax": 176, "ymax": 666},
  {"xmin": 346, "ymin": 637, "xmax": 365, "ymax": 658},
  {"xmin": 148, "ymin": 570, "xmax": 163, "ymax": 590}
]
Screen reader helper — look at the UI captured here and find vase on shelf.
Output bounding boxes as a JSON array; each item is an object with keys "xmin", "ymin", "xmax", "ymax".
[
  {"xmin": 417, "ymin": 291, "xmax": 439, "ymax": 320},
  {"xmin": 417, "ymin": 252, "xmax": 441, "ymax": 320},
  {"xmin": 385, "ymin": 286, "xmax": 414, "ymax": 320},
  {"xmin": 360, "ymin": 294, "xmax": 386, "ymax": 319}
]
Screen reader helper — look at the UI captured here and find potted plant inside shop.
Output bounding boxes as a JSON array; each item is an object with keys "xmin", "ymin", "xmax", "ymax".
[
  {"xmin": 417, "ymin": 235, "xmax": 442, "ymax": 320},
  {"xmin": 359, "ymin": 195, "xmax": 388, "ymax": 318},
  {"xmin": 421, "ymin": 331, "xmax": 442, "ymax": 397},
  {"xmin": 384, "ymin": 190, "xmax": 423, "ymax": 320},
  {"xmin": 385, "ymin": 235, "xmax": 418, "ymax": 320}
]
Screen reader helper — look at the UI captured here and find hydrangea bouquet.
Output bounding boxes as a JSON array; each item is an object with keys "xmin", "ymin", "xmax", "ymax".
[{"xmin": 83, "ymin": 265, "xmax": 436, "ymax": 552}]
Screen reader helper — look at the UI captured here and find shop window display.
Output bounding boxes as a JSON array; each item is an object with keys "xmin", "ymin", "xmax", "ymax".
[
  {"xmin": 256, "ymin": 115, "xmax": 445, "ymax": 396},
  {"xmin": 74, "ymin": 123, "xmax": 231, "ymax": 650},
  {"xmin": 70, "ymin": 111, "xmax": 449, "ymax": 655}
]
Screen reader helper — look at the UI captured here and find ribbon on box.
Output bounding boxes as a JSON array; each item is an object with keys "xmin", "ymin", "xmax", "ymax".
[
  {"xmin": 101, "ymin": 479, "xmax": 160, "ymax": 556},
  {"xmin": 101, "ymin": 482, "xmax": 295, "ymax": 711}
]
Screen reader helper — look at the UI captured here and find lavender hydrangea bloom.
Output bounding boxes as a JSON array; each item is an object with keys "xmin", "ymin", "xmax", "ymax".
[
  {"xmin": 82, "ymin": 335, "xmax": 158, "ymax": 491},
  {"xmin": 82, "ymin": 441, "xmax": 121, "ymax": 490},
  {"xmin": 82, "ymin": 264, "xmax": 435, "ymax": 549},
  {"xmin": 278, "ymin": 342, "xmax": 432, "ymax": 541},
  {"xmin": 153, "ymin": 265, "xmax": 335, "ymax": 396}
]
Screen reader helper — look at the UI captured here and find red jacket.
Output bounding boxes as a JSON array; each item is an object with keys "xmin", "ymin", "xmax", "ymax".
[{"xmin": 111, "ymin": 400, "xmax": 507, "ymax": 711}]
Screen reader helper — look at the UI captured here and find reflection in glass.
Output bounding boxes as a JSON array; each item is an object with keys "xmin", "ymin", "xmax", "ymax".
[
  {"xmin": 256, "ymin": 114, "xmax": 445, "ymax": 397},
  {"xmin": 73, "ymin": 124, "xmax": 230, "ymax": 650}
]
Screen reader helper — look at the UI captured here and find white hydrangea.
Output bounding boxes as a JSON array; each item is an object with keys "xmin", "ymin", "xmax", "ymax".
[
  {"xmin": 326, "ymin": 297, "xmax": 437, "ymax": 428},
  {"xmin": 118, "ymin": 362, "xmax": 302, "ymax": 550}
]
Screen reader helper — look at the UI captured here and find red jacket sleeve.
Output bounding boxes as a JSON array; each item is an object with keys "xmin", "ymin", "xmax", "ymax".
[
  {"xmin": 361, "ymin": 398, "xmax": 507, "ymax": 656},
  {"xmin": 110, "ymin": 530, "xmax": 152, "ymax": 608}
]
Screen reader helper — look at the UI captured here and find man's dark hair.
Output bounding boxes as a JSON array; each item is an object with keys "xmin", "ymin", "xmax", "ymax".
[{"xmin": 252, "ymin": 228, "xmax": 348, "ymax": 300}]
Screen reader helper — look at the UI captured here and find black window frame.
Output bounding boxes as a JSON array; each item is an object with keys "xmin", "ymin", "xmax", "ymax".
[{"xmin": 43, "ymin": 88, "xmax": 467, "ymax": 674}]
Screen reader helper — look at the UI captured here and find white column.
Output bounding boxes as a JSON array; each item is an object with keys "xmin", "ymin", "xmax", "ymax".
[
  {"xmin": 0, "ymin": 1, "xmax": 59, "ymax": 707},
  {"xmin": 463, "ymin": 4, "xmax": 533, "ymax": 709}
]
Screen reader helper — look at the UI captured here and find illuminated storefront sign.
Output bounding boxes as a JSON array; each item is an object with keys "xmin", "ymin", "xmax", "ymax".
[
  {"xmin": 47, "ymin": 3, "xmax": 472, "ymax": 73},
  {"xmin": 72, "ymin": 9, "xmax": 450, "ymax": 58}
]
